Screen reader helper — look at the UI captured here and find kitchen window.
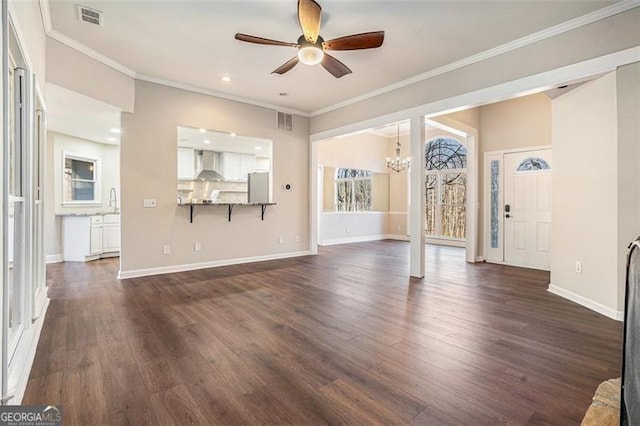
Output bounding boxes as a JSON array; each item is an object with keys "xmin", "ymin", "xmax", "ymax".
[{"xmin": 63, "ymin": 153, "xmax": 100, "ymax": 203}]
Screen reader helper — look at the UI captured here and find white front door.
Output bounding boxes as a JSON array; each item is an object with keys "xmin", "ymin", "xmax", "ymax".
[{"xmin": 504, "ymin": 149, "xmax": 552, "ymax": 270}]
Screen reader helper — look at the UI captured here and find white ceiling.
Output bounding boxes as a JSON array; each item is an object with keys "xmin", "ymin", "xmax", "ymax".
[
  {"xmin": 47, "ymin": 0, "xmax": 617, "ymax": 114},
  {"xmin": 46, "ymin": 82, "xmax": 121, "ymax": 144}
]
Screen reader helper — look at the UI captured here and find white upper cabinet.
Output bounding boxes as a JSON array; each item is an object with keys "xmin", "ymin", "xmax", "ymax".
[
  {"xmin": 219, "ymin": 152, "xmax": 255, "ymax": 181},
  {"xmin": 177, "ymin": 147, "xmax": 196, "ymax": 180},
  {"xmin": 255, "ymin": 157, "xmax": 270, "ymax": 172}
]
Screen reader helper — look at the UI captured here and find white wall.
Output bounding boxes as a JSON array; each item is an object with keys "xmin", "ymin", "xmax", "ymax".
[
  {"xmin": 320, "ymin": 212, "xmax": 389, "ymax": 245},
  {"xmin": 616, "ymin": 61, "xmax": 640, "ymax": 310},
  {"xmin": 550, "ymin": 72, "xmax": 620, "ymax": 314},
  {"xmin": 119, "ymin": 80, "xmax": 310, "ymax": 276}
]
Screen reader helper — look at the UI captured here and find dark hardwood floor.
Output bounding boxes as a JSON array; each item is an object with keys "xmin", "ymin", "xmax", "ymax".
[{"xmin": 24, "ymin": 241, "xmax": 622, "ymax": 425}]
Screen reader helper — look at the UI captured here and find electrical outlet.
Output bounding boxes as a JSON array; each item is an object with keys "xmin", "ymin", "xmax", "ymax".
[
  {"xmin": 575, "ymin": 261, "xmax": 582, "ymax": 274},
  {"xmin": 163, "ymin": 245, "xmax": 171, "ymax": 255},
  {"xmin": 397, "ymin": 225, "xmax": 402, "ymax": 231},
  {"xmin": 194, "ymin": 242, "xmax": 201, "ymax": 252},
  {"xmin": 278, "ymin": 236, "xmax": 284, "ymax": 244},
  {"xmin": 143, "ymin": 199, "xmax": 157, "ymax": 208},
  {"xmin": 295, "ymin": 235, "xmax": 300, "ymax": 242},
  {"xmin": 346, "ymin": 226, "xmax": 350, "ymax": 234}
]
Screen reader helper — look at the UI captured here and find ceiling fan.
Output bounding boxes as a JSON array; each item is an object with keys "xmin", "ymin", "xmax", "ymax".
[{"xmin": 234, "ymin": 0, "xmax": 384, "ymax": 78}]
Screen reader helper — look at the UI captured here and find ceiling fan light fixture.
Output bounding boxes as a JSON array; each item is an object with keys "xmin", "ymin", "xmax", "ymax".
[{"xmin": 298, "ymin": 46, "xmax": 324, "ymax": 66}]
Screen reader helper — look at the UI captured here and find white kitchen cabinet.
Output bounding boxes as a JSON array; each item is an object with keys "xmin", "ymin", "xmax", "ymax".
[
  {"xmin": 102, "ymin": 214, "xmax": 121, "ymax": 254},
  {"xmin": 63, "ymin": 214, "xmax": 120, "ymax": 261},
  {"xmin": 255, "ymin": 157, "xmax": 270, "ymax": 172},
  {"xmin": 219, "ymin": 152, "xmax": 255, "ymax": 181},
  {"xmin": 240, "ymin": 154, "xmax": 256, "ymax": 178},
  {"xmin": 177, "ymin": 147, "xmax": 196, "ymax": 180},
  {"xmin": 64, "ymin": 215, "xmax": 100, "ymax": 261},
  {"xmin": 90, "ymin": 216, "xmax": 103, "ymax": 255}
]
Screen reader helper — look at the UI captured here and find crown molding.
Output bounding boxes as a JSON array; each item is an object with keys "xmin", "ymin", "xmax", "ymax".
[
  {"xmin": 38, "ymin": 0, "xmax": 52, "ymax": 32},
  {"xmin": 136, "ymin": 74, "xmax": 310, "ymax": 117},
  {"xmin": 47, "ymin": 29, "xmax": 137, "ymax": 78},
  {"xmin": 38, "ymin": 0, "xmax": 639, "ymax": 118},
  {"xmin": 309, "ymin": 0, "xmax": 640, "ymax": 117}
]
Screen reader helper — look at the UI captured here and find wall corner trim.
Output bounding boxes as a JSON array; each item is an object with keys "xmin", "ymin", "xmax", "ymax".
[
  {"xmin": 548, "ymin": 283, "xmax": 624, "ymax": 321},
  {"xmin": 117, "ymin": 251, "xmax": 312, "ymax": 280}
]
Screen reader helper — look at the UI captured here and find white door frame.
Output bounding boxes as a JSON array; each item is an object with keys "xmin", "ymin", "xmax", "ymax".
[{"xmin": 483, "ymin": 145, "xmax": 552, "ymax": 266}]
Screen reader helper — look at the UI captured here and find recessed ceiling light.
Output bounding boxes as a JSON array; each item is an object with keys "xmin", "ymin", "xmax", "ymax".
[
  {"xmin": 199, "ymin": 128, "xmax": 206, "ymax": 133},
  {"xmin": 109, "ymin": 128, "xmax": 121, "ymax": 134},
  {"xmin": 230, "ymin": 133, "xmax": 237, "ymax": 137},
  {"xmin": 203, "ymin": 140, "xmax": 211, "ymax": 144},
  {"xmin": 255, "ymin": 146, "xmax": 263, "ymax": 151},
  {"xmin": 220, "ymin": 76, "xmax": 232, "ymax": 83},
  {"xmin": 107, "ymin": 137, "xmax": 117, "ymax": 142}
]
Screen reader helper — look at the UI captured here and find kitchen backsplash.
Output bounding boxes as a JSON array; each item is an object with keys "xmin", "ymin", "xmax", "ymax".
[{"xmin": 178, "ymin": 180, "xmax": 248, "ymax": 203}]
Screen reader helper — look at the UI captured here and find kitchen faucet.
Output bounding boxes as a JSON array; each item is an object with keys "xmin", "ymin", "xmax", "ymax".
[{"xmin": 108, "ymin": 187, "xmax": 119, "ymax": 213}]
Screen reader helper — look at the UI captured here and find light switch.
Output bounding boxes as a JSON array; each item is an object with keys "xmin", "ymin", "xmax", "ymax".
[{"xmin": 143, "ymin": 199, "xmax": 157, "ymax": 208}]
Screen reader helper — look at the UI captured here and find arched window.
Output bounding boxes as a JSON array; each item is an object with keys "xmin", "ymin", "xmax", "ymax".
[
  {"xmin": 516, "ymin": 157, "xmax": 551, "ymax": 172},
  {"xmin": 335, "ymin": 168, "xmax": 372, "ymax": 211},
  {"xmin": 425, "ymin": 138, "xmax": 467, "ymax": 170},
  {"xmin": 425, "ymin": 138, "xmax": 467, "ymax": 241}
]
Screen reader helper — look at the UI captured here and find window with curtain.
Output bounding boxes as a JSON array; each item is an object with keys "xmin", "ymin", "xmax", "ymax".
[{"xmin": 335, "ymin": 168, "xmax": 372, "ymax": 212}]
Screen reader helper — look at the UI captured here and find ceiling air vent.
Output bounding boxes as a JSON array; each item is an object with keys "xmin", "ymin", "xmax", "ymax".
[
  {"xmin": 276, "ymin": 111, "xmax": 293, "ymax": 133},
  {"xmin": 77, "ymin": 5, "xmax": 103, "ymax": 26}
]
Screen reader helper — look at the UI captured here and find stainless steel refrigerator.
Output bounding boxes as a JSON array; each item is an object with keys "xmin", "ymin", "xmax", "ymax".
[{"xmin": 248, "ymin": 172, "xmax": 270, "ymax": 204}]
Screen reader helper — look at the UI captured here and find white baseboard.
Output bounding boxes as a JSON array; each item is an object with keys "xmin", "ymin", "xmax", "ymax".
[
  {"xmin": 45, "ymin": 254, "xmax": 63, "ymax": 264},
  {"xmin": 320, "ymin": 234, "xmax": 398, "ymax": 246},
  {"xmin": 548, "ymin": 283, "xmax": 623, "ymax": 322},
  {"xmin": 118, "ymin": 250, "xmax": 312, "ymax": 280},
  {"xmin": 385, "ymin": 234, "xmax": 410, "ymax": 242},
  {"xmin": 13, "ymin": 297, "xmax": 50, "ymax": 404}
]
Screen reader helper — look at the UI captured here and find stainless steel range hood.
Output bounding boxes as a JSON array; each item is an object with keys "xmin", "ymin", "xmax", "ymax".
[{"xmin": 195, "ymin": 150, "xmax": 225, "ymax": 181}]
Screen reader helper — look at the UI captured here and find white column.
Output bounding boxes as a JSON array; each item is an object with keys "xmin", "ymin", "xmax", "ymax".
[
  {"xmin": 309, "ymin": 141, "xmax": 318, "ymax": 255},
  {"xmin": 409, "ymin": 115, "xmax": 425, "ymax": 277}
]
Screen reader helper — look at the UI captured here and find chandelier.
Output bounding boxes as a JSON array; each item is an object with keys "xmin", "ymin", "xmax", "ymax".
[{"xmin": 386, "ymin": 124, "xmax": 410, "ymax": 173}]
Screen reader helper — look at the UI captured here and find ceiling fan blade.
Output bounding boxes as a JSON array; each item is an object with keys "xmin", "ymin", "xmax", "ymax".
[
  {"xmin": 298, "ymin": 0, "xmax": 322, "ymax": 43},
  {"xmin": 272, "ymin": 57, "xmax": 300, "ymax": 75},
  {"xmin": 235, "ymin": 33, "xmax": 298, "ymax": 48},
  {"xmin": 323, "ymin": 31, "xmax": 385, "ymax": 51},
  {"xmin": 321, "ymin": 53, "xmax": 352, "ymax": 79}
]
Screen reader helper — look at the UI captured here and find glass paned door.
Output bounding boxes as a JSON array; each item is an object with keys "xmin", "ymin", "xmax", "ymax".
[
  {"xmin": 441, "ymin": 173, "xmax": 466, "ymax": 238},
  {"xmin": 426, "ymin": 174, "xmax": 437, "ymax": 235},
  {"xmin": 425, "ymin": 170, "xmax": 466, "ymax": 240}
]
